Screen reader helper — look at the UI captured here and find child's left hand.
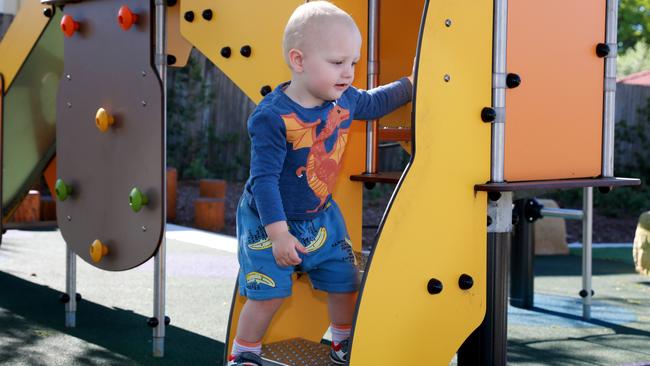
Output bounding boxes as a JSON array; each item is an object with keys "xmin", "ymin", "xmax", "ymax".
[{"xmin": 407, "ymin": 57, "xmax": 415, "ymax": 84}]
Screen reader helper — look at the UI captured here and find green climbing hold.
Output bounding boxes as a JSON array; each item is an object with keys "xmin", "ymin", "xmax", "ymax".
[
  {"xmin": 55, "ymin": 179, "xmax": 72, "ymax": 201},
  {"xmin": 129, "ymin": 187, "xmax": 149, "ymax": 212}
]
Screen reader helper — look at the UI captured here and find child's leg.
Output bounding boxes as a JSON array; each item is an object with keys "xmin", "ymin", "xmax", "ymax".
[
  {"xmin": 327, "ymin": 291, "xmax": 357, "ymax": 326},
  {"xmin": 327, "ymin": 291, "xmax": 357, "ymax": 344},
  {"xmin": 235, "ymin": 297, "xmax": 285, "ymax": 344}
]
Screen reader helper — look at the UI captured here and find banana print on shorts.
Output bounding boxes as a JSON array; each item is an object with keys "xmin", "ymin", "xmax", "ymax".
[
  {"xmin": 305, "ymin": 227, "xmax": 327, "ymax": 253},
  {"xmin": 246, "ymin": 272, "xmax": 276, "ymax": 288}
]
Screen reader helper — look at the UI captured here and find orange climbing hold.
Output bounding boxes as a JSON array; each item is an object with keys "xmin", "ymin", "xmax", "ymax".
[
  {"xmin": 118, "ymin": 5, "xmax": 138, "ymax": 31},
  {"xmin": 60, "ymin": 15, "xmax": 80, "ymax": 38}
]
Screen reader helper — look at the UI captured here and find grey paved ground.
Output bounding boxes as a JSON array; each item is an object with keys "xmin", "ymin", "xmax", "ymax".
[{"xmin": 1, "ymin": 228, "xmax": 649, "ymax": 365}]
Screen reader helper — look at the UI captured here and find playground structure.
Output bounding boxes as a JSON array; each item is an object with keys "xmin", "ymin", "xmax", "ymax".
[
  {"xmin": 0, "ymin": 0, "xmax": 62, "ymax": 237},
  {"xmin": 0, "ymin": 0, "xmax": 641, "ymax": 365}
]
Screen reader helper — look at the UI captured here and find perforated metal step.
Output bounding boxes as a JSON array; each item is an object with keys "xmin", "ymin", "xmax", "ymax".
[{"xmin": 261, "ymin": 338, "xmax": 332, "ymax": 366}]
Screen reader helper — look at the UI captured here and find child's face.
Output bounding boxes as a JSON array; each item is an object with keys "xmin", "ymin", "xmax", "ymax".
[{"xmin": 300, "ymin": 23, "xmax": 361, "ymax": 102}]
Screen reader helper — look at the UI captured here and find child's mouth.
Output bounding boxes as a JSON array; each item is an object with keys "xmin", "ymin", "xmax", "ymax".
[{"xmin": 335, "ymin": 83, "xmax": 347, "ymax": 89}]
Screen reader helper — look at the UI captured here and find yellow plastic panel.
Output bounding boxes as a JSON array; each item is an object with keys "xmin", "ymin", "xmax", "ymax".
[
  {"xmin": 180, "ymin": 0, "xmax": 300, "ymax": 104},
  {"xmin": 504, "ymin": 1, "xmax": 605, "ymax": 181},
  {"xmin": 210, "ymin": 0, "xmax": 368, "ymax": 355},
  {"xmin": 0, "ymin": 1, "xmax": 51, "ymax": 90},
  {"xmin": 351, "ymin": 0, "xmax": 492, "ymax": 364},
  {"xmin": 166, "ymin": 0, "xmax": 192, "ymax": 68}
]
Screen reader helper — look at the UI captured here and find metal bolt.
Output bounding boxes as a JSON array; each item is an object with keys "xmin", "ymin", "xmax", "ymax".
[
  {"xmin": 444, "ymin": 74, "xmax": 451, "ymax": 82},
  {"xmin": 142, "ymin": 226, "xmax": 147, "ymax": 232},
  {"xmin": 66, "ymin": 74, "xmax": 71, "ymax": 80},
  {"xmin": 141, "ymin": 101, "xmax": 147, "ymax": 107},
  {"xmin": 66, "ymin": 102, "xmax": 72, "ymax": 108},
  {"xmin": 141, "ymin": 71, "xmax": 147, "ymax": 77},
  {"xmin": 445, "ymin": 19, "xmax": 452, "ymax": 27},
  {"xmin": 66, "ymin": 215, "xmax": 71, "ymax": 221}
]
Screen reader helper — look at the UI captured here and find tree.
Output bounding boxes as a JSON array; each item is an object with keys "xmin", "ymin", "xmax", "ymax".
[{"xmin": 619, "ymin": 0, "xmax": 650, "ymax": 54}]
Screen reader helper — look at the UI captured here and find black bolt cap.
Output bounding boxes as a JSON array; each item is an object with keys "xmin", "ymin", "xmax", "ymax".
[
  {"xmin": 167, "ymin": 0, "xmax": 178, "ymax": 6},
  {"xmin": 506, "ymin": 73, "xmax": 521, "ymax": 88},
  {"xmin": 458, "ymin": 274, "xmax": 474, "ymax": 290},
  {"xmin": 147, "ymin": 317, "xmax": 159, "ymax": 327},
  {"xmin": 596, "ymin": 43, "xmax": 610, "ymax": 58},
  {"xmin": 184, "ymin": 11, "xmax": 195, "ymax": 22},
  {"xmin": 165, "ymin": 316, "xmax": 171, "ymax": 326},
  {"xmin": 427, "ymin": 278, "xmax": 443, "ymax": 294},
  {"xmin": 43, "ymin": 8, "xmax": 53, "ymax": 18},
  {"xmin": 167, "ymin": 54, "xmax": 177, "ymax": 65},
  {"xmin": 487, "ymin": 215, "xmax": 493, "ymax": 226},
  {"xmin": 488, "ymin": 191, "xmax": 501, "ymax": 202},
  {"xmin": 579, "ymin": 289, "xmax": 595, "ymax": 298},
  {"xmin": 481, "ymin": 107, "xmax": 496, "ymax": 122},
  {"xmin": 260, "ymin": 85, "xmax": 272, "ymax": 96},
  {"xmin": 598, "ymin": 186, "xmax": 612, "ymax": 194},
  {"xmin": 364, "ymin": 182, "xmax": 376, "ymax": 190},
  {"xmin": 240, "ymin": 45, "xmax": 252, "ymax": 57},
  {"xmin": 75, "ymin": 293, "xmax": 82, "ymax": 301},
  {"xmin": 202, "ymin": 9, "xmax": 213, "ymax": 20},
  {"xmin": 220, "ymin": 47, "xmax": 231, "ymax": 58},
  {"xmin": 59, "ymin": 293, "xmax": 70, "ymax": 304}
]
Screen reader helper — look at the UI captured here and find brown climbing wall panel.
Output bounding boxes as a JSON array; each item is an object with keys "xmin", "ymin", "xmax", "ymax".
[{"xmin": 56, "ymin": 0, "xmax": 164, "ymax": 271}]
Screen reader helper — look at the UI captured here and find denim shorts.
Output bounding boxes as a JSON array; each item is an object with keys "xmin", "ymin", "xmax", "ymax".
[{"xmin": 236, "ymin": 193, "xmax": 360, "ymax": 300}]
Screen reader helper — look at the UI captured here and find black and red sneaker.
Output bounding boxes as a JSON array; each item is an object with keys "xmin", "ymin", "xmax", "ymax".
[
  {"xmin": 227, "ymin": 351, "xmax": 263, "ymax": 366},
  {"xmin": 330, "ymin": 339, "xmax": 350, "ymax": 365}
]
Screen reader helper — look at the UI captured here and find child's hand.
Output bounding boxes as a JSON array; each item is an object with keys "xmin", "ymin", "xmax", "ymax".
[
  {"xmin": 270, "ymin": 231, "xmax": 308, "ymax": 267},
  {"xmin": 266, "ymin": 221, "xmax": 308, "ymax": 267},
  {"xmin": 407, "ymin": 57, "xmax": 415, "ymax": 85}
]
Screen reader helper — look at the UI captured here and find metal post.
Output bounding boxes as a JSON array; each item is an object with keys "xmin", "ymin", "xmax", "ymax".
[
  {"xmin": 602, "ymin": 0, "xmax": 618, "ymax": 177},
  {"xmin": 365, "ymin": 0, "xmax": 379, "ymax": 174},
  {"xmin": 65, "ymin": 245, "xmax": 77, "ymax": 327},
  {"xmin": 510, "ymin": 199, "xmax": 535, "ymax": 309},
  {"xmin": 153, "ymin": 0, "xmax": 167, "ymax": 357},
  {"xmin": 491, "ymin": 0, "xmax": 508, "ymax": 182},
  {"xmin": 581, "ymin": 187, "xmax": 593, "ymax": 320},
  {"xmin": 0, "ymin": 75, "xmax": 4, "ymax": 247},
  {"xmin": 458, "ymin": 233, "xmax": 510, "ymax": 366}
]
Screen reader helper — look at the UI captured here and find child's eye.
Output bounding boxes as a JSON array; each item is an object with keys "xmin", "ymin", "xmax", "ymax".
[{"xmin": 331, "ymin": 61, "xmax": 344, "ymax": 65}]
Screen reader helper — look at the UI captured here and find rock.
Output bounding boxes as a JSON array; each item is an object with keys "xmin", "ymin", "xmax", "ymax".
[
  {"xmin": 633, "ymin": 212, "xmax": 650, "ymax": 276},
  {"xmin": 534, "ymin": 199, "xmax": 569, "ymax": 255}
]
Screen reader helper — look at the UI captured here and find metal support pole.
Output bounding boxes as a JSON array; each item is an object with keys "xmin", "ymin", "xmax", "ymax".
[
  {"xmin": 458, "ymin": 233, "xmax": 510, "ymax": 366},
  {"xmin": 602, "ymin": 0, "xmax": 618, "ymax": 177},
  {"xmin": 581, "ymin": 187, "xmax": 593, "ymax": 320},
  {"xmin": 491, "ymin": 0, "xmax": 508, "ymax": 182},
  {"xmin": 65, "ymin": 245, "xmax": 77, "ymax": 327},
  {"xmin": 365, "ymin": 0, "xmax": 379, "ymax": 174},
  {"xmin": 510, "ymin": 200, "xmax": 534, "ymax": 309},
  {"xmin": 153, "ymin": 0, "xmax": 167, "ymax": 357}
]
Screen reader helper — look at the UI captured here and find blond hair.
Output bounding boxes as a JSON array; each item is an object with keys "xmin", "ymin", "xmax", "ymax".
[{"xmin": 282, "ymin": 1, "xmax": 359, "ymax": 64}]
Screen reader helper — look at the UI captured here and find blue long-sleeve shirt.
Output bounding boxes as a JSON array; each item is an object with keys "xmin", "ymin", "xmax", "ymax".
[{"xmin": 244, "ymin": 77, "xmax": 412, "ymax": 226}]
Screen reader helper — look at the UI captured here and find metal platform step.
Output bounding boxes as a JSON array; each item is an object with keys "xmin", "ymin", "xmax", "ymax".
[{"xmin": 261, "ymin": 338, "xmax": 332, "ymax": 366}]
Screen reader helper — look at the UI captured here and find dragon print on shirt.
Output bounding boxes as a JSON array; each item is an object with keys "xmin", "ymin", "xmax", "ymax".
[{"xmin": 281, "ymin": 105, "xmax": 351, "ymax": 213}]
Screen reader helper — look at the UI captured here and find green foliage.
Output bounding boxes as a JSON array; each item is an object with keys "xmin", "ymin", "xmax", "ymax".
[
  {"xmin": 619, "ymin": 0, "xmax": 650, "ymax": 54},
  {"xmin": 618, "ymin": 41, "xmax": 650, "ymax": 76},
  {"xmin": 167, "ymin": 54, "xmax": 248, "ymax": 181}
]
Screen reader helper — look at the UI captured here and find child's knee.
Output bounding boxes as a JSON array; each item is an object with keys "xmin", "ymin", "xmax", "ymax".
[{"xmin": 248, "ymin": 297, "xmax": 285, "ymax": 312}]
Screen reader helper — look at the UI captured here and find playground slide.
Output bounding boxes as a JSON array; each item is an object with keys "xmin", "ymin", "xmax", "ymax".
[{"xmin": 0, "ymin": 2, "xmax": 63, "ymax": 221}]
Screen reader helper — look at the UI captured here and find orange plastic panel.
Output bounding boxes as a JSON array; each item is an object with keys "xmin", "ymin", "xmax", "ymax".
[
  {"xmin": 377, "ymin": 0, "xmax": 424, "ymax": 127},
  {"xmin": 505, "ymin": 1, "xmax": 605, "ymax": 181}
]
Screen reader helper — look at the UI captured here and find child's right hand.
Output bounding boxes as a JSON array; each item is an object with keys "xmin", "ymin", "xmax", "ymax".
[{"xmin": 265, "ymin": 221, "xmax": 308, "ymax": 267}]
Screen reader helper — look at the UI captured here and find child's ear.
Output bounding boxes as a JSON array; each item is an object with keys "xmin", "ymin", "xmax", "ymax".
[{"xmin": 288, "ymin": 48, "xmax": 304, "ymax": 73}]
